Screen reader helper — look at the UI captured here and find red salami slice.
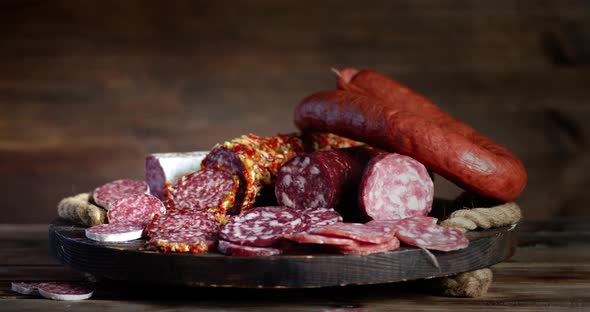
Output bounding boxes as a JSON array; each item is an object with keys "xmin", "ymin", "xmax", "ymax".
[
  {"xmin": 164, "ymin": 168, "xmax": 238, "ymax": 216},
  {"xmin": 11, "ymin": 282, "xmax": 40, "ymax": 295},
  {"xmin": 144, "ymin": 210, "xmax": 220, "ymax": 239},
  {"xmin": 145, "ymin": 151, "xmax": 208, "ymax": 200},
  {"xmin": 360, "ymin": 153, "xmax": 434, "ymax": 220},
  {"xmin": 218, "ymin": 240, "xmax": 282, "ymax": 256},
  {"xmin": 146, "ymin": 229, "xmax": 217, "ymax": 253},
  {"xmin": 93, "ymin": 179, "xmax": 149, "ymax": 209},
  {"xmin": 37, "ymin": 282, "xmax": 94, "ymax": 301},
  {"xmin": 107, "ymin": 194, "xmax": 166, "ymax": 225},
  {"xmin": 310, "ymin": 222, "xmax": 395, "ymax": 244},
  {"xmin": 220, "ymin": 206, "xmax": 309, "ymax": 247},
  {"xmin": 275, "ymin": 147, "xmax": 382, "ymax": 221},
  {"xmin": 301, "ymin": 207, "xmax": 343, "ymax": 228},
  {"xmin": 394, "ymin": 216, "xmax": 469, "ymax": 251},
  {"xmin": 85, "ymin": 223, "xmax": 144, "ymax": 242},
  {"xmin": 284, "ymin": 232, "xmax": 357, "ymax": 246},
  {"xmin": 337, "ymin": 236, "xmax": 401, "ymax": 255}
]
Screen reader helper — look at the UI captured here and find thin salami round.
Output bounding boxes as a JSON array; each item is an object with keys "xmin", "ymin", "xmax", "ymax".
[
  {"xmin": 85, "ymin": 223, "xmax": 144, "ymax": 242},
  {"xmin": 217, "ymin": 240, "xmax": 282, "ymax": 256},
  {"xmin": 360, "ymin": 153, "xmax": 434, "ymax": 220},
  {"xmin": 220, "ymin": 206, "xmax": 309, "ymax": 247},
  {"xmin": 37, "ymin": 282, "xmax": 94, "ymax": 301},
  {"xmin": 164, "ymin": 168, "xmax": 238, "ymax": 216},
  {"xmin": 275, "ymin": 147, "xmax": 382, "ymax": 222},
  {"xmin": 394, "ymin": 216, "xmax": 469, "ymax": 252},
  {"xmin": 301, "ymin": 207, "xmax": 343, "ymax": 228},
  {"xmin": 145, "ymin": 229, "xmax": 217, "ymax": 253},
  {"xmin": 310, "ymin": 222, "xmax": 396, "ymax": 244},
  {"xmin": 11, "ymin": 282, "xmax": 40, "ymax": 295},
  {"xmin": 337, "ymin": 236, "xmax": 401, "ymax": 255},
  {"xmin": 284, "ymin": 232, "xmax": 357, "ymax": 246},
  {"xmin": 144, "ymin": 210, "xmax": 220, "ymax": 239},
  {"xmin": 107, "ymin": 194, "xmax": 166, "ymax": 225},
  {"xmin": 93, "ymin": 179, "xmax": 149, "ymax": 209}
]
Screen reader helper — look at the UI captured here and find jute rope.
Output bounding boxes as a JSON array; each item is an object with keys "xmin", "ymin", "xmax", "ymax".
[{"xmin": 434, "ymin": 201, "xmax": 522, "ymax": 297}]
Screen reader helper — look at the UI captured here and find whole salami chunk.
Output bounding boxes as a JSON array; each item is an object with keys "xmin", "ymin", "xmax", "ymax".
[
  {"xmin": 144, "ymin": 210, "xmax": 220, "ymax": 239},
  {"xmin": 93, "ymin": 179, "xmax": 149, "ymax": 210},
  {"xmin": 107, "ymin": 194, "xmax": 166, "ymax": 225},
  {"xmin": 220, "ymin": 206, "xmax": 309, "ymax": 247},
  {"xmin": 310, "ymin": 222, "xmax": 396, "ymax": 244},
  {"xmin": 85, "ymin": 223, "xmax": 144, "ymax": 242},
  {"xmin": 394, "ymin": 216, "xmax": 469, "ymax": 252},
  {"xmin": 360, "ymin": 153, "xmax": 434, "ymax": 220},
  {"xmin": 202, "ymin": 134, "xmax": 304, "ymax": 214},
  {"xmin": 145, "ymin": 152, "xmax": 208, "ymax": 200},
  {"xmin": 301, "ymin": 207, "xmax": 343, "ymax": 228},
  {"xmin": 218, "ymin": 240, "xmax": 282, "ymax": 256},
  {"xmin": 275, "ymin": 146, "xmax": 382, "ymax": 221},
  {"xmin": 164, "ymin": 168, "xmax": 238, "ymax": 216},
  {"xmin": 37, "ymin": 282, "xmax": 94, "ymax": 301}
]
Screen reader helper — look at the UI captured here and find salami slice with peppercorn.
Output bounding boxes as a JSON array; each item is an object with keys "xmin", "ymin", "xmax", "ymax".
[
  {"xmin": 220, "ymin": 206, "xmax": 309, "ymax": 247},
  {"xmin": 164, "ymin": 168, "xmax": 239, "ymax": 217},
  {"xmin": 360, "ymin": 153, "xmax": 434, "ymax": 220},
  {"xmin": 107, "ymin": 194, "xmax": 166, "ymax": 225},
  {"xmin": 93, "ymin": 179, "xmax": 149, "ymax": 210}
]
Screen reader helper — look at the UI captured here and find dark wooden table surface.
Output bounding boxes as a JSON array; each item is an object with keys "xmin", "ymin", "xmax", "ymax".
[{"xmin": 1, "ymin": 220, "xmax": 588, "ymax": 311}]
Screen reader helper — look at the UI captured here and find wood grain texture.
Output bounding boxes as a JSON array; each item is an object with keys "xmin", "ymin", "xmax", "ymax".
[
  {"xmin": 0, "ymin": 0, "xmax": 590, "ymax": 222},
  {"xmin": 2, "ymin": 220, "xmax": 589, "ymax": 310}
]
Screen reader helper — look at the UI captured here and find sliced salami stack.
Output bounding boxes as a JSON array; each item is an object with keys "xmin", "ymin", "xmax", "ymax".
[{"xmin": 218, "ymin": 206, "xmax": 310, "ymax": 256}]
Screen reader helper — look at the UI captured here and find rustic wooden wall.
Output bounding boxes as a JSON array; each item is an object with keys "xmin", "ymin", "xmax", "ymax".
[{"xmin": 1, "ymin": 0, "xmax": 589, "ymax": 223}]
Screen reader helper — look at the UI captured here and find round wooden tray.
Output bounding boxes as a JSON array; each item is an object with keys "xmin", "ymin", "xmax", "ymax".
[{"xmin": 48, "ymin": 218, "xmax": 516, "ymax": 288}]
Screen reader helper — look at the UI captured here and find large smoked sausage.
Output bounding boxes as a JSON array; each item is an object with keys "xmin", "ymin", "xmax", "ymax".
[{"xmin": 294, "ymin": 71, "xmax": 527, "ymax": 202}]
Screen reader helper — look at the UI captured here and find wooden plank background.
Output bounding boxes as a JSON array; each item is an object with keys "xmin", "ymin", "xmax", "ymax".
[{"xmin": 1, "ymin": 0, "xmax": 589, "ymax": 223}]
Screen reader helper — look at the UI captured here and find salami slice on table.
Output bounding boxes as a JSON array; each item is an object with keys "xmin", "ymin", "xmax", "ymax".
[
  {"xmin": 37, "ymin": 282, "xmax": 94, "ymax": 301},
  {"xmin": 360, "ymin": 153, "xmax": 434, "ymax": 220},
  {"xmin": 202, "ymin": 134, "xmax": 304, "ymax": 214},
  {"xmin": 337, "ymin": 236, "xmax": 401, "ymax": 255},
  {"xmin": 11, "ymin": 282, "xmax": 40, "ymax": 295},
  {"xmin": 394, "ymin": 216, "xmax": 469, "ymax": 252},
  {"xmin": 93, "ymin": 179, "xmax": 149, "ymax": 210},
  {"xmin": 310, "ymin": 222, "xmax": 396, "ymax": 244},
  {"xmin": 164, "ymin": 168, "xmax": 239, "ymax": 216},
  {"xmin": 145, "ymin": 229, "xmax": 217, "ymax": 253},
  {"xmin": 284, "ymin": 232, "xmax": 357, "ymax": 246},
  {"xmin": 144, "ymin": 210, "xmax": 220, "ymax": 239},
  {"xmin": 218, "ymin": 240, "xmax": 282, "ymax": 256},
  {"xmin": 275, "ymin": 146, "xmax": 382, "ymax": 221},
  {"xmin": 301, "ymin": 207, "xmax": 343, "ymax": 228},
  {"xmin": 85, "ymin": 223, "xmax": 144, "ymax": 242},
  {"xmin": 107, "ymin": 194, "xmax": 166, "ymax": 225},
  {"xmin": 220, "ymin": 206, "xmax": 309, "ymax": 247},
  {"xmin": 145, "ymin": 151, "xmax": 208, "ymax": 200}
]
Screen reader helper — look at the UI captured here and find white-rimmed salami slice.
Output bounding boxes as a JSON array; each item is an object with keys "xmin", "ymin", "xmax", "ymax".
[
  {"xmin": 107, "ymin": 194, "xmax": 165, "ymax": 225},
  {"xmin": 275, "ymin": 146, "xmax": 382, "ymax": 221},
  {"xmin": 11, "ymin": 282, "xmax": 40, "ymax": 295},
  {"xmin": 394, "ymin": 216, "xmax": 469, "ymax": 251},
  {"xmin": 301, "ymin": 207, "xmax": 343, "ymax": 228},
  {"xmin": 220, "ymin": 206, "xmax": 309, "ymax": 247},
  {"xmin": 164, "ymin": 168, "xmax": 238, "ymax": 216},
  {"xmin": 145, "ymin": 229, "xmax": 217, "ymax": 253},
  {"xmin": 217, "ymin": 240, "xmax": 282, "ymax": 256},
  {"xmin": 144, "ymin": 210, "xmax": 220, "ymax": 239},
  {"xmin": 85, "ymin": 223, "xmax": 144, "ymax": 242},
  {"xmin": 37, "ymin": 282, "xmax": 94, "ymax": 301},
  {"xmin": 337, "ymin": 237, "xmax": 401, "ymax": 255},
  {"xmin": 145, "ymin": 151, "xmax": 208, "ymax": 200},
  {"xmin": 284, "ymin": 232, "xmax": 357, "ymax": 246},
  {"xmin": 360, "ymin": 153, "xmax": 434, "ymax": 220},
  {"xmin": 310, "ymin": 222, "xmax": 396, "ymax": 244},
  {"xmin": 93, "ymin": 179, "xmax": 149, "ymax": 210}
]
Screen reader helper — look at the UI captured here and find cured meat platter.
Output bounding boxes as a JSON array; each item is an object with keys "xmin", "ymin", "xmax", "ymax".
[{"xmin": 49, "ymin": 217, "xmax": 515, "ymax": 288}]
